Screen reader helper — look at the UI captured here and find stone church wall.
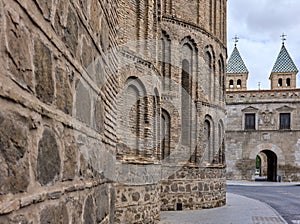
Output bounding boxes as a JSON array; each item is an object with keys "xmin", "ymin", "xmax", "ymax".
[
  {"xmin": 0, "ymin": 0, "xmax": 118, "ymax": 222},
  {"xmin": 159, "ymin": 0, "xmax": 227, "ymax": 212},
  {"xmin": 0, "ymin": 0, "xmax": 227, "ymax": 223}
]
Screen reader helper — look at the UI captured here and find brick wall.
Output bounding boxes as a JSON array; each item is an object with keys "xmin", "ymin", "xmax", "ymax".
[{"xmin": 0, "ymin": 0, "xmax": 227, "ymax": 223}]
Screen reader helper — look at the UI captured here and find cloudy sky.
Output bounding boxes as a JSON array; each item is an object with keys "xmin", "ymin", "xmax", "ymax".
[{"xmin": 227, "ymin": 0, "xmax": 300, "ymax": 90}]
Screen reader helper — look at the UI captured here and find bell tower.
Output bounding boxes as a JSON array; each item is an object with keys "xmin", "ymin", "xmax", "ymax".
[
  {"xmin": 269, "ymin": 34, "xmax": 298, "ymax": 90},
  {"xmin": 226, "ymin": 36, "xmax": 249, "ymax": 91}
]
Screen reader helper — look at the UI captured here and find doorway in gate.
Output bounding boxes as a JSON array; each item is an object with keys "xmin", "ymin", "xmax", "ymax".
[{"xmin": 256, "ymin": 150, "xmax": 277, "ymax": 182}]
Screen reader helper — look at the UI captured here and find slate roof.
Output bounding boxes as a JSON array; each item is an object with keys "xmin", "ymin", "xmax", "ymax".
[
  {"xmin": 226, "ymin": 46, "xmax": 249, "ymax": 74},
  {"xmin": 271, "ymin": 44, "xmax": 298, "ymax": 73}
]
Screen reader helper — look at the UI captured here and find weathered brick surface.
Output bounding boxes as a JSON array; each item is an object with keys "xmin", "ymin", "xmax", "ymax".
[{"xmin": 0, "ymin": 0, "xmax": 227, "ymax": 223}]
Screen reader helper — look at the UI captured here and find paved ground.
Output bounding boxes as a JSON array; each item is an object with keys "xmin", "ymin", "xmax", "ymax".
[
  {"xmin": 160, "ymin": 192, "xmax": 287, "ymax": 224},
  {"xmin": 227, "ymin": 182, "xmax": 300, "ymax": 224},
  {"xmin": 160, "ymin": 181, "xmax": 300, "ymax": 224}
]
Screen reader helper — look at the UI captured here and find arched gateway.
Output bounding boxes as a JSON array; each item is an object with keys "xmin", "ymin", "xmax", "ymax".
[
  {"xmin": 250, "ymin": 143, "xmax": 284, "ymax": 182},
  {"xmin": 256, "ymin": 150, "xmax": 278, "ymax": 182}
]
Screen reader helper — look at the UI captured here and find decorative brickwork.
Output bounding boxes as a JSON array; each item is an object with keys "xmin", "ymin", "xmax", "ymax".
[{"xmin": 0, "ymin": 0, "xmax": 227, "ymax": 223}]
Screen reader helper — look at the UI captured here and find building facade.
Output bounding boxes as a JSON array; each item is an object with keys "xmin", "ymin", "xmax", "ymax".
[
  {"xmin": 0, "ymin": 0, "xmax": 227, "ymax": 223},
  {"xmin": 226, "ymin": 41, "xmax": 300, "ymax": 182}
]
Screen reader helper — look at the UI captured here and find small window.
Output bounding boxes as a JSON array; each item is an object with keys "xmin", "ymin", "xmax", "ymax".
[
  {"xmin": 279, "ymin": 113, "xmax": 291, "ymax": 129},
  {"xmin": 237, "ymin": 79, "xmax": 242, "ymax": 88},
  {"xmin": 176, "ymin": 203, "xmax": 183, "ymax": 211},
  {"xmin": 278, "ymin": 78, "xmax": 282, "ymax": 87},
  {"xmin": 229, "ymin": 79, "xmax": 234, "ymax": 88},
  {"xmin": 245, "ymin": 113, "xmax": 255, "ymax": 130},
  {"xmin": 286, "ymin": 78, "xmax": 291, "ymax": 87}
]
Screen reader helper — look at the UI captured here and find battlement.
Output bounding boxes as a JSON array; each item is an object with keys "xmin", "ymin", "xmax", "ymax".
[{"xmin": 226, "ymin": 89, "xmax": 300, "ymax": 104}]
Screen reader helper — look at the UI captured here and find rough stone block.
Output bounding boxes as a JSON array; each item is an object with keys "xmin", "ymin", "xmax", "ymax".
[
  {"xmin": 64, "ymin": 8, "xmax": 78, "ymax": 56},
  {"xmin": 40, "ymin": 203, "xmax": 69, "ymax": 224},
  {"xmin": 34, "ymin": 39, "xmax": 54, "ymax": 104},
  {"xmin": 0, "ymin": 112, "xmax": 29, "ymax": 194},
  {"xmin": 37, "ymin": 127, "xmax": 61, "ymax": 185},
  {"xmin": 6, "ymin": 9, "xmax": 33, "ymax": 90},
  {"xmin": 62, "ymin": 128, "xmax": 77, "ymax": 181},
  {"xmin": 83, "ymin": 195, "xmax": 96, "ymax": 224},
  {"xmin": 75, "ymin": 81, "xmax": 91, "ymax": 125},
  {"xmin": 55, "ymin": 67, "xmax": 73, "ymax": 114}
]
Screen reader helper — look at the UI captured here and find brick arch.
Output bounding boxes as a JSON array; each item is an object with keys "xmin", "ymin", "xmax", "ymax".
[
  {"xmin": 180, "ymin": 36, "xmax": 198, "ymax": 53},
  {"xmin": 204, "ymin": 45, "xmax": 216, "ymax": 66},
  {"xmin": 161, "ymin": 30, "xmax": 172, "ymax": 90},
  {"xmin": 205, "ymin": 45, "xmax": 216, "ymax": 101},
  {"xmin": 218, "ymin": 54, "xmax": 225, "ymax": 101},
  {"xmin": 204, "ymin": 114, "xmax": 214, "ymax": 163},
  {"xmin": 249, "ymin": 143, "xmax": 285, "ymax": 166},
  {"xmin": 125, "ymin": 76, "xmax": 147, "ymax": 97}
]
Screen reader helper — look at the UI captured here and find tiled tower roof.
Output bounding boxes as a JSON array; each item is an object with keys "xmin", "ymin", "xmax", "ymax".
[
  {"xmin": 226, "ymin": 46, "xmax": 249, "ymax": 74},
  {"xmin": 271, "ymin": 44, "xmax": 298, "ymax": 73}
]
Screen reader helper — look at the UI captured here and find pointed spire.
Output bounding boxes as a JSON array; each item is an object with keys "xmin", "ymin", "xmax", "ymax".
[
  {"xmin": 271, "ymin": 42, "xmax": 298, "ymax": 73},
  {"xmin": 226, "ymin": 45, "xmax": 249, "ymax": 74}
]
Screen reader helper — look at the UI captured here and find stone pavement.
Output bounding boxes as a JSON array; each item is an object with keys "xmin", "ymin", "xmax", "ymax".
[
  {"xmin": 160, "ymin": 192, "xmax": 288, "ymax": 224},
  {"xmin": 160, "ymin": 181, "xmax": 300, "ymax": 223}
]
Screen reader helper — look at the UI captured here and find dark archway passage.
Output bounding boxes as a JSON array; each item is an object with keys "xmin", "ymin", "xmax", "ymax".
[{"xmin": 257, "ymin": 150, "xmax": 278, "ymax": 182}]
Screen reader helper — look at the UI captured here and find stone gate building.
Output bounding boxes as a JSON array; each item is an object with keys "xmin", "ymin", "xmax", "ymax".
[
  {"xmin": 226, "ymin": 40, "xmax": 300, "ymax": 182},
  {"xmin": 0, "ymin": 0, "xmax": 227, "ymax": 223}
]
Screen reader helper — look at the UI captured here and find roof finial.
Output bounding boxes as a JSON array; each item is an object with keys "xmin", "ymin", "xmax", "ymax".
[
  {"xmin": 233, "ymin": 35, "xmax": 239, "ymax": 47},
  {"xmin": 281, "ymin": 33, "xmax": 287, "ymax": 45}
]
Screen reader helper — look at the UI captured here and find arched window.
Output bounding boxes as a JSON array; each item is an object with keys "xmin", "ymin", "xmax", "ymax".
[
  {"xmin": 286, "ymin": 78, "xmax": 291, "ymax": 87},
  {"xmin": 180, "ymin": 41, "xmax": 193, "ymax": 150},
  {"xmin": 237, "ymin": 79, "xmax": 242, "ymax": 88},
  {"xmin": 117, "ymin": 77, "xmax": 147, "ymax": 157},
  {"xmin": 218, "ymin": 121, "xmax": 225, "ymax": 164},
  {"xmin": 218, "ymin": 56, "xmax": 225, "ymax": 101},
  {"xmin": 204, "ymin": 120, "xmax": 211, "ymax": 162},
  {"xmin": 161, "ymin": 109, "xmax": 171, "ymax": 160},
  {"xmin": 205, "ymin": 51, "xmax": 213, "ymax": 99},
  {"xmin": 153, "ymin": 88, "xmax": 160, "ymax": 158},
  {"xmin": 229, "ymin": 79, "xmax": 234, "ymax": 88},
  {"xmin": 162, "ymin": 31, "xmax": 171, "ymax": 90},
  {"xmin": 205, "ymin": 45, "xmax": 215, "ymax": 101},
  {"xmin": 181, "ymin": 58, "xmax": 191, "ymax": 147},
  {"xmin": 125, "ymin": 85, "xmax": 140, "ymax": 153},
  {"xmin": 278, "ymin": 78, "xmax": 282, "ymax": 87},
  {"xmin": 204, "ymin": 115, "xmax": 214, "ymax": 163}
]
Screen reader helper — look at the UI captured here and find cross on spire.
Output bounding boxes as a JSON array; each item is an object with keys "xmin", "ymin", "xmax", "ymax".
[
  {"xmin": 281, "ymin": 33, "xmax": 287, "ymax": 45},
  {"xmin": 233, "ymin": 35, "xmax": 239, "ymax": 47}
]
